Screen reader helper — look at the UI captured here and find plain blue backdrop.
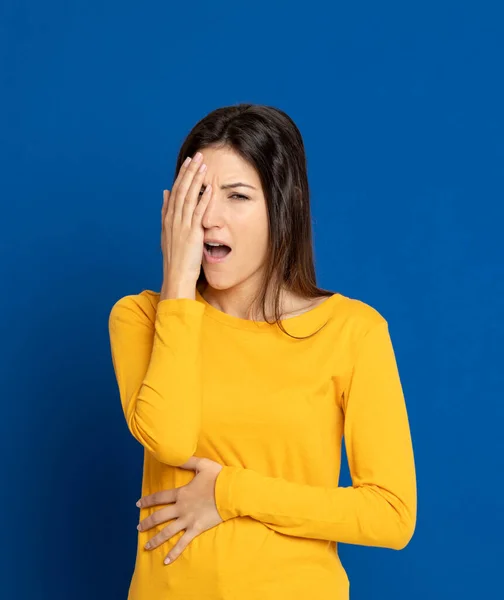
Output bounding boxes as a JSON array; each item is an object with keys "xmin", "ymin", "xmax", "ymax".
[{"xmin": 2, "ymin": 1, "xmax": 502, "ymax": 598}]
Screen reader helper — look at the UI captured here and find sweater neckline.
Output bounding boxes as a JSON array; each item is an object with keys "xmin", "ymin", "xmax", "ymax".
[{"xmin": 195, "ymin": 287, "xmax": 342, "ymax": 333}]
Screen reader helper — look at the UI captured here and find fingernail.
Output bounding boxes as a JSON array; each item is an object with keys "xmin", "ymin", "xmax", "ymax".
[
  {"xmin": 164, "ymin": 557, "xmax": 171, "ymax": 565},
  {"xmin": 136, "ymin": 500, "xmax": 141, "ymax": 507}
]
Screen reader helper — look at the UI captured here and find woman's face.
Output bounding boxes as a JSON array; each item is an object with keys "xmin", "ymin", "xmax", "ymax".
[{"xmin": 198, "ymin": 145, "xmax": 270, "ymax": 293}]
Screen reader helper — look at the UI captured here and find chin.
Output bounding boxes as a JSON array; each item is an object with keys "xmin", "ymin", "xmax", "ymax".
[{"xmin": 201, "ymin": 273, "xmax": 233, "ymax": 291}]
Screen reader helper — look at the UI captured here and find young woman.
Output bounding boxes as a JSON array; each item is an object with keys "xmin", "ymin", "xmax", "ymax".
[{"xmin": 108, "ymin": 103, "xmax": 417, "ymax": 599}]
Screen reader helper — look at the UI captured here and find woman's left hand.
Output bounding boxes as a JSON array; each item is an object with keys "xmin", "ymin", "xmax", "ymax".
[{"xmin": 136, "ymin": 456, "xmax": 224, "ymax": 565}]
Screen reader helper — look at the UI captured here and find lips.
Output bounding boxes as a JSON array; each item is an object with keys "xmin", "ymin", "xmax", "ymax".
[
  {"xmin": 203, "ymin": 244, "xmax": 232, "ymax": 263},
  {"xmin": 204, "ymin": 238, "xmax": 232, "ymax": 247},
  {"xmin": 204, "ymin": 242, "xmax": 232, "ymax": 252}
]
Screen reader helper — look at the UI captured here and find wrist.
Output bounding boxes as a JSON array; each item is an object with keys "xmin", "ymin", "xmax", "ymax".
[
  {"xmin": 214, "ymin": 465, "xmax": 243, "ymax": 521},
  {"xmin": 161, "ymin": 281, "xmax": 196, "ymax": 301}
]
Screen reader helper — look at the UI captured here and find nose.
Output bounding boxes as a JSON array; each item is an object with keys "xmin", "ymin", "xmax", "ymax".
[{"xmin": 201, "ymin": 190, "xmax": 225, "ymax": 230}]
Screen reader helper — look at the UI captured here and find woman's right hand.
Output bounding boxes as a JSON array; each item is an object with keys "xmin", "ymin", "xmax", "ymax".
[{"xmin": 160, "ymin": 152, "xmax": 213, "ymax": 299}]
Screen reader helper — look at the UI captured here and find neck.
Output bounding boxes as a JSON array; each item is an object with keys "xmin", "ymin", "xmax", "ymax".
[{"xmin": 198, "ymin": 276, "xmax": 287, "ymax": 321}]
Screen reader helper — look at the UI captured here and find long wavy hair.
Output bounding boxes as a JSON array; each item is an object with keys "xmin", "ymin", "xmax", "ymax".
[{"xmin": 170, "ymin": 103, "xmax": 335, "ymax": 340}]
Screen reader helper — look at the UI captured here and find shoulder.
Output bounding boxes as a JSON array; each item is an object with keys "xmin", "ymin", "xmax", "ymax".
[
  {"xmin": 328, "ymin": 292, "xmax": 389, "ymax": 346},
  {"xmin": 334, "ymin": 292, "xmax": 387, "ymax": 326},
  {"xmin": 108, "ymin": 289, "xmax": 160, "ymax": 327},
  {"xmin": 328, "ymin": 294, "xmax": 395, "ymax": 399}
]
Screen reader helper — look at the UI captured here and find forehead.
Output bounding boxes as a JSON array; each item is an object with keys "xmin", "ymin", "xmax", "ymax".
[{"xmin": 198, "ymin": 146, "xmax": 260, "ymax": 184}]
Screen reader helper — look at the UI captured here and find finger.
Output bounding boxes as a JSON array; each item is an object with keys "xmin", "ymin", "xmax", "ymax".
[
  {"xmin": 138, "ymin": 505, "xmax": 178, "ymax": 532},
  {"xmin": 169, "ymin": 155, "xmax": 192, "ymax": 202},
  {"xmin": 162, "ymin": 189, "xmax": 170, "ymax": 224},
  {"xmin": 165, "ymin": 157, "xmax": 191, "ymax": 230},
  {"xmin": 165, "ymin": 186, "xmax": 176, "ymax": 236},
  {"xmin": 137, "ymin": 488, "xmax": 177, "ymax": 508},
  {"xmin": 181, "ymin": 160, "xmax": 207, "ymax": 225},
  {"xmin": 161, "ymin": 189, "xmax": 170, "ymax": 250},
  {"xmin": 192, "ymin": 183, "xmax": 212, "ymax": 227},
  {"xmin": 173, "ymin": 153, "xmax": 204, "ymax": 225},
  {"xmin": 145, "ymin": 519, "xmax": 187, "ymax": 551},
  {"xmin": 164, "ymin": 529, "xmax": 196, "ymax": 565}
]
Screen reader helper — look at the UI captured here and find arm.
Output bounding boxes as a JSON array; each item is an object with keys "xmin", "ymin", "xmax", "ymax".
[
  {"xmin": 214, "ymin": 321, "xmax": 417, "ymax": 550},
  {"xmin": 108, "ymin": 293, "xmax": 205, "ymax": 466}
]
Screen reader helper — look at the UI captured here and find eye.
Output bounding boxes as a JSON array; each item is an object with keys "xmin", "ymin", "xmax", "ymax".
[{"xmin": 198, "ymin": 189, "xmax": 249, "ymax": 200}]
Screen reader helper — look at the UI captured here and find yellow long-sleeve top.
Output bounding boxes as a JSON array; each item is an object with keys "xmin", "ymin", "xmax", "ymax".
[{"xmin": 108, "ymin": 287, "xmax": 417, "ymax": 600}]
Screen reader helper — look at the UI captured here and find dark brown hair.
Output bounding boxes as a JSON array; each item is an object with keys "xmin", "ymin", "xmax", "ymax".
[{"xmin": 171, "ymin": 103, "xmax": 336, "ymax": 340}]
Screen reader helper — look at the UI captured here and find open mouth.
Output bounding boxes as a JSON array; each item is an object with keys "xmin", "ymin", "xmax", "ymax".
[
  {"xmin": 204, "ymin": 243, "xmax": 232, "ymax": 258},
  {"xmin": 203, "ymin": 243, "xmax": 232, "ymax": 262}
]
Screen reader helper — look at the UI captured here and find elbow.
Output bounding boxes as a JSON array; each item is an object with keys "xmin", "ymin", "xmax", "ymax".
[
  {"xmin": 370, "ymin": 488, "xmax": 416, "ymax": 550},
  {"xmin": 387, "ymin": 504, "xmax": 417, "ymax": 550},
  {"xmin": 389, "ymin": 516, "xmax": 416, "ymax": 550},
  {"xmin": 128, "ymin": 412, "xmax": 199, "ymax": 466},
  {"xmin": 151, "ymin": 437, "xmax": 199, "ymax": 467}
]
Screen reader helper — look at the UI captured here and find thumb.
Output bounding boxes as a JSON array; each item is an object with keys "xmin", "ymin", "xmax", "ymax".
[{"xmin": 178, "ymin": 456, "xmax": 201, "ymax": 471}]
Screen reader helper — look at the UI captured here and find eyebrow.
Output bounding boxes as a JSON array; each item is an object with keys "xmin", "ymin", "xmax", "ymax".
[{"xmin": 220, "ymin": 182, "xmax": 257, "ymax": 190}]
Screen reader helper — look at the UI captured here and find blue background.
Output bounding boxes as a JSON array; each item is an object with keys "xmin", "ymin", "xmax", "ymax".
[{"xmin": 2, "ymin": 1, "xmax": 502, "ymax": 598}]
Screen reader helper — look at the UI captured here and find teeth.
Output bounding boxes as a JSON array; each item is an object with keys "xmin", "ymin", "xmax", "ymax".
[{"xmin": 206, "ymin": 242, "xmax": 223, "ymax": 246}]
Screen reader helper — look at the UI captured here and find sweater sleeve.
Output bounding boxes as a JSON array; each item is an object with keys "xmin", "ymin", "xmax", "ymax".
[
  {"xmin": 108, "ymin": 294, "xmax": 205, "ymax": 466},
  {"xmin": 213, "ymin": 320, "xmax": 417, "ymax": 550}
]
